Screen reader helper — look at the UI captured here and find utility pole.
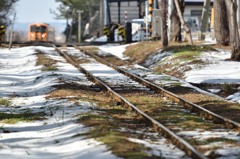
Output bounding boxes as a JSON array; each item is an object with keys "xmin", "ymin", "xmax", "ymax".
[
  {"xmin": 104, "ymin": 0, "xmax": 108, "ymax": 25},
  {"xmin": 238, "ymin": 0, "xmax": 240, "ymax": 29},
  {"xmin": 9, "ymin": 12, "xmax": 16, "ymax": 50},
  {"xmin": 153, "ymin": 0, "xmax": 157, "ymax": 9},
  {"xmin": 99, "ymin": 0, "xmax": 104, "ymax": 35},
  {"xmin": 168, "ymin": 0, "xmax": 173, "ymax": 39},
  {"xmin": 199, "ymin": 0, "xmax": 210, "ymax": 41},
  {"xmin": 77, "ymin": 10, "xmax": 84, "ymax": 43}
]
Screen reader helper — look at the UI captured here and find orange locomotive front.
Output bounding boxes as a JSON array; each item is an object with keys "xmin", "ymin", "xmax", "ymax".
[{"xmin": 28, "ymin": 23, "xmax": 55, "ymax": 42}]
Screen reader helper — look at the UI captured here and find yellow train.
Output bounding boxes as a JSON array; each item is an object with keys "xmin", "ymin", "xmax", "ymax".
[{"xmin": 28, "ymin": 23, "xmax": 55, "ymax": 42}]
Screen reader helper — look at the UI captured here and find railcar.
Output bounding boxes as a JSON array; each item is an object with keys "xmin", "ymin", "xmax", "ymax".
[{"xmin": 28, "ymin": 23, "xmax": 55, "ymax": 42}]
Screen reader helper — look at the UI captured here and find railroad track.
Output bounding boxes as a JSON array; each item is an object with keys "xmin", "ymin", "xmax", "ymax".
[
  {"xmin": 77, "ymin": 46, "xmax": 240, "ymax": 129},
  {"xmin": 52, "ymin": 45, "xmax": 240, "ymax": 159}
]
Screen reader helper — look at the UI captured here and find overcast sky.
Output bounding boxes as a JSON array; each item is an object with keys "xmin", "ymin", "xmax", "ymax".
[{"xmin": 15, "ymin": 0, "xmax": 63, "ymax": 23}]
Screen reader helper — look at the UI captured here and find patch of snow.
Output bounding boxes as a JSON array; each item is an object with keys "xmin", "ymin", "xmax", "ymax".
[
  {"xmin": 208, "ymin": 89, "xmax": 221, "ymax": 94},
  {"xmin": 185, "ymin": 50, "xmax": 240, "ymax": 84},
  {"xmin": 98, "ymin": 44, "xmax": 130, "ymax": 60},
  {"xmin": 94, "ymin": 35, "xmax": 107, "ymax": 42},
  {"xmin": 0, "ymin": 46, "xmax": 120, "ymax": 159},
  {"xmin": 177, "ymin": 129, "xmax": 240, "ymax": 157},
  {"xmin": 214, "ymin": 147, "xmax": 240, "ymax": 159},
  {"xmin": 128, "ymin": 138, "xmax": 189, "ymax": 159},
  {"xmin": 226, "ymin": 92, "xmax": 240, "ymax": 102},
  {"xmin": 144, "ymin": 50, "xmax": 171, "ymax": 68}
]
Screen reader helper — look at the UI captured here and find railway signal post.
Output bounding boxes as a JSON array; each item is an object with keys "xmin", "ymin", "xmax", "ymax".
[
  {"xmin": 77, "ymin": 10, "xmax": 84, "ymax": 43},
  {"xmin": 0, "ymin": 25, "xmax": 6, "ymax": 44},
  {"xmin": 9, "ymin": 13, "xmax": 16, "ymax": 50}
]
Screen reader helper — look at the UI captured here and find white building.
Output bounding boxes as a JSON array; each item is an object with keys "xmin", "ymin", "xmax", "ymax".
[{"xmin": 184, "ymin": 0, "xmax": 214, "ymax": 31}]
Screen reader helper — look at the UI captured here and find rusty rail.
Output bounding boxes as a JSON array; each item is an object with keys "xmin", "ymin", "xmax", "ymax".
[
  {"xmin": 78, "ymin": 47, "xmax": 240, "ymax": 131},
  {"xmin": 53, "ymin": 45, "xmax": 208, "ymax": 159}
]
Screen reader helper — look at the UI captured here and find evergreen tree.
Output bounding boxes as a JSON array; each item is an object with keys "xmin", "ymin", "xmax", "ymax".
[{"xmin": 0, "ymin": 0, "xmax": 18, "ymax": 25}]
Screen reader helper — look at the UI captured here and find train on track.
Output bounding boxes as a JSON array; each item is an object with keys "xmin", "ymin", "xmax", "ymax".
[{"xmin": 28, "ymin": 23, "xmax": 55, "ymax": 42}]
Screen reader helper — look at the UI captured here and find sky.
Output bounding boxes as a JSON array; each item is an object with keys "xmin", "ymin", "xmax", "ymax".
[{"xmin": 15, "ymin": 0, "xmax": 64, "ymax": 24}]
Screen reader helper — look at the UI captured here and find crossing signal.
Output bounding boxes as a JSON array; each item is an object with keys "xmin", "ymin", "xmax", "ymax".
[{"xmin": 0, "ymin": 25, "xmax": 6, "ymax": 36}]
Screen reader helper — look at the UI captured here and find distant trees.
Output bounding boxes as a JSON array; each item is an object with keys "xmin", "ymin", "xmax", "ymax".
[
  {"xmin": 0, "ymin": 0, "xmax": 18, "ymax": 25},
  {"xmin": 54, "ymin": 0, "xmax": 100, "ymax": 41}
]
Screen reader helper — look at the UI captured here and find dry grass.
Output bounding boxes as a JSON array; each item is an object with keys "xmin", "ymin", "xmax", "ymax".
[
  {"xmin": 0, "ymin": 98, "xmax": 11, "ymax": 106},
  {"xmin": 121, "ymin": 92, "xmax": 223, "ymax": 131},
  {"xmin": 79, "ymin": 46, "xmax": 99, "ymax": 54},
  {"xmin": 168, "ymin": 88, "xmax": 240, "ymax": 123},
  {"xmin": 47, "ymin": 83, "xmax": 157, "ymax": 158},
  {"xmin": 124, "ymin": 41, "xmax": 162, "ymax": 64},
  {"xmin": 101, "ymin": 56, "xmax": 128, "ymax": 66},
  {"xmin": 161, "ymin": 44, "xmax": 216, "ymax": 53},
  {"xmin": 0, "ymin": 112, "xmax": 46, "ymax": 124},
  {"xmin": 124, "ymin": 41, "xmax": 215, "ymax": 62},
  {"xmin": 77, "ymin": 112, "xmax": 151, "ymax": 159},
  {"xmin": 36, "ymin": 53, "xmax": 58, "ymax": 71},
  {"xmin": 151, "ymin": 45, "xmax": 215, "ymax": 78}
]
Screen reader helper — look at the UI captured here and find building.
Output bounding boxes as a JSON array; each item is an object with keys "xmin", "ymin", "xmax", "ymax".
[
  {"xmin": 184, "ymin": 0, "xmax": 214, "ymax": 31},
  {"xmin": 106, "ymin": 0, "xmax": 214, "ymax": 25},
  {"xmin": 106, "ymin": 0, "xmax": 145, "ymax": 25}
]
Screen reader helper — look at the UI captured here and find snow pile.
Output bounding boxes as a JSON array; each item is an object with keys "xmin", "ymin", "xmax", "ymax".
[
  {"xmin": 98, "ymin": 44, "xmax": 130, "ymax": 60},
  {"xmin": 185, "ymin": 50, "xmax": 240, "ymax": 84}
]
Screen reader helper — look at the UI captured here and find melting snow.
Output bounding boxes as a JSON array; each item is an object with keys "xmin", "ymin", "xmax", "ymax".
[{"xmin": 0, "ymin": 46, "xmax": 120, "ymax": 159}]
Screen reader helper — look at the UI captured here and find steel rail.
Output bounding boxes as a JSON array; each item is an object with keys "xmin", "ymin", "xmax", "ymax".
[
  {"xmin": 78, "ymin": 47, "xmax": 240, "ymax": 131},
  {"xmin": 53, "ymin": 45, "xmax": 207, "ymax": 159}
]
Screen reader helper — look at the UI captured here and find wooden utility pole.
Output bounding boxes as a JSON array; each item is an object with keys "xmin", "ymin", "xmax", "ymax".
[
  {"xmin": 99, "ymin": 0, "xmax": 104, "ymax": 35},
  {"xmin": 77, "ymin": 10, "xmax": 84, "ymax": 43},
  {"xmin": 199, "ymin": 0, "xmax": 210, "ymax": 41},
  {"xmin": 9, "ymin": 13, "xmax": 16, "ymax": 50},
  {"xmin": 238, "ymin": 0, "xmax": 240, "ymax": 29},
  {"xmin": 168, "ymin": 0, "xmax": 173, "ymax": 39}
]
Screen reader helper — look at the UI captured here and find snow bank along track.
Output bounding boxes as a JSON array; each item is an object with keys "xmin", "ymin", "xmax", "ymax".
[{"xmin": 53, "ymin": 45, "xmax": 240, "ymax": 159}]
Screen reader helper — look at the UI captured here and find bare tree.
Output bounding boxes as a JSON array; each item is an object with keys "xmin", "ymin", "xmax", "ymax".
[
  {"xmin": 214, "ymin": 0, "xmax": 229, "ymax": 45},
  {"xmin": 170, "ymin": 0, "xmax": 185, "ymax": 42},
  {"xmin": 13, "ymin": 30, "xmax": 27, "ymax": 42},
  {"xmin": 160, "ymin": 0, "xmax": 168, "ymax": 47},
  {"xmin": 199, "ymin": 0, "xmax": 211, "ymax": 41},
  {"xmin": 174, "ymin": 0, "xmax": 193, "ymax": 45},
  {"xmin": 225, "ymin": 0, "xmax": 240, "ymax": 60}
]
